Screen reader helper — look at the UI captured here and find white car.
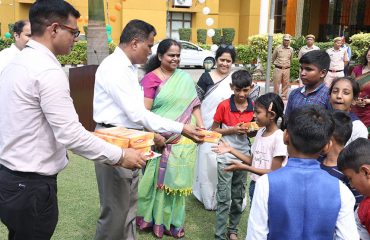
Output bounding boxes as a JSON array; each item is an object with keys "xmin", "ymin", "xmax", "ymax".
[{"xmin": 151, "ymin": 40, "xmax": 215, "ymax": 68}]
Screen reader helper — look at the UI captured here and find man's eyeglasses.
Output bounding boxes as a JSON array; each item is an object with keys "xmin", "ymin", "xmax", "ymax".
[
  {"xmin": 59, "ymin": 24, "xmax": 80, "ymax": 38},
  {"xmin": 220, "ymin": 44, "xmax": 234, "ymax": 50}
]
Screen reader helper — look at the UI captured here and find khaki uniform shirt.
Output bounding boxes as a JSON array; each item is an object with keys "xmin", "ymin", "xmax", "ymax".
[
  {"xmin": 326, "ymin": 48, "xmax": 349, "ymax": 71},
  {"xmin": 272, "ymin": 45, "xmax": 294, "ymax": 68},
  {"xmin": 298, "ymin": 45, "xmax": 320, "ymax": 59}
]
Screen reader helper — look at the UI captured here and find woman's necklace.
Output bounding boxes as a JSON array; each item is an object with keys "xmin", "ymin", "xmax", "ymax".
[{"xmin": 159, "ymin": 67, "xmax": 173, "ymax": 81}]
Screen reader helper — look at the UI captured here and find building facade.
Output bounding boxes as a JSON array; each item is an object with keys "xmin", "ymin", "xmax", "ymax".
[
  {"xmin": 0, "ymin": 0, "xmax": 368, "ymax": 44},
  {"xmin": 275, "ymin": 0, "xmax": 370, "ymax": 41},
  {"xmin": 0, "ymin": 0, "xmax": 262, "ymax": 44}
]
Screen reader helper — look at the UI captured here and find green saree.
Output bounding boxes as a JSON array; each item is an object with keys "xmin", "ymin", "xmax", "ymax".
[{"xmin": 137, "ymin": 69, "xmax": 200, "ymax": 238}]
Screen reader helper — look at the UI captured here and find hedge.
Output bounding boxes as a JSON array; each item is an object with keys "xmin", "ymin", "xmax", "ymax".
[
  {"xmin": 178, "ymin": 28, "xmax": 191, "ymax": 42},
  {"xmin": 0, "ymin": 39, "xmax": 114, "ymax": 65},
  {"xmin": 1, "ymin": 33, "xmax": 368, "ymax": 67},
  {"xmin": 212, "ymin": 29, "xmax": 222, "ymax": 45},
  {"xmin": 350, "ymin": 33, "xmax": 370, "ymax": 63},
  {"xmin": 57, "ymin": 41, "xmax": 116, "ymax": 65},
  {"xmin": 8, "ymin": 23, "xmax": 15, "ymax": 37},
  {"xmin": 235, "ymin": 45, "xmax": 256, "ymax": 64},
  {"xmin": 57, "ymin": 41, "xmax": 88, "ymax": 65},
  {"xmin": 197, "ymin": 29, "xmax": 207, "ymax": 44},
  {"xmin": 222, "ymin": 28, "xmax": 235, "ymax": 45},
  {"xmin": 0, "ymin": 38, "xmax": 13, "ymax": 50}
]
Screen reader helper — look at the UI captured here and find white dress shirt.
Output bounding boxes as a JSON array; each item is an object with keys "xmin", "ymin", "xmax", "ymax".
[
  {"xmin": 93, "ymin": 46, "xmax": 183, "ymax": 133},
  {"xmin": 246, "ymin": 175, "xmax": 359, "ymax": 240},
  {"xmin": 0, "ymin": 44, "xmax": 20, "ymax": 74},
  {"xmin": 0, "ymin": 40, "xmax": 122, "ymax": 175}
]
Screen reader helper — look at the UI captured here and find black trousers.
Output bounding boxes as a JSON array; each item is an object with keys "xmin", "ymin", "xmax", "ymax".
[{"xmin": 0, "ymin": 165, "xmax": 58, "ymax": 240}]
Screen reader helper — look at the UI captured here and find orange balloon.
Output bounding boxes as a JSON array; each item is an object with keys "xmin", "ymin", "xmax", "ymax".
[
  {"xmin": 78, "ymin": 17, "xmax": 83, "ymax": 23},
  {"xmin": 115, "ymin": 3, "xmax": 122, "ymax": 11},
  {"xmin": 109, "ymin": 15, "xmax": 117, "ymax": 22}
]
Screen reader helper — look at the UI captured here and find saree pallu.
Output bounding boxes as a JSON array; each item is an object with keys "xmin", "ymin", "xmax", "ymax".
[
  {"xmin": 137, "ymin": 69, "xmax": 199, "ymax": 238},
  {"xmin": 193, "ymin": 73, "xmax": 234, "ymax": 210},
  {"xmin": 352, "ymin": 72, "xmax": 370, "ymax": 138}
]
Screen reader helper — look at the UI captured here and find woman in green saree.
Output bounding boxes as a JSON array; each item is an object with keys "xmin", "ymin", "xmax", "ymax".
[{"xmin": 136, "ymin": 39, "xmax": 204, "ymax": 238}]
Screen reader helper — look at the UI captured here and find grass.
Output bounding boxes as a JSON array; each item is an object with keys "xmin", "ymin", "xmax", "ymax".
[{"xmin": 0, "ymin": 153, "xmax": 250, "ymax": 240}]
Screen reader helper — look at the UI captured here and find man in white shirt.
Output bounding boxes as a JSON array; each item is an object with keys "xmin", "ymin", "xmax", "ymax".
[
  {"xmin": 0, "ymin": 1, "xmax": 145, "ymax": 239},
  {"xmin": 325, "ymin": 37, "xmax": 349, "ymax": 87},
  {"xmin": 0, "ymin": 20, "xmax": 31, "ymax": 74},
  {"xmin": 93, "ymin": 20, "xmax": 204, "ymax": 240}
]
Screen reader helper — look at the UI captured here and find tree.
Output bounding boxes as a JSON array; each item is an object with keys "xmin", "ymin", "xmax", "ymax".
[{"xmin": 87, "ymin": 0, "xmax": 109, "ymax": 65}]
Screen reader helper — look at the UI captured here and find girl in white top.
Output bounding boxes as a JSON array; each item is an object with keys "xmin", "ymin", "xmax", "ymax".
[
  {"xmin": 329, "ymin": 76, "xmax": 368, "ymax": 145},
  {"xmin": 213, "ymin": 92, "xmax": 287, "ymax": 201}
]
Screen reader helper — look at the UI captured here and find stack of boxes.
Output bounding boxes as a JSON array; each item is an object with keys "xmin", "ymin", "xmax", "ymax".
[{"xmin": 94, "ymin": 127, "xmax": 155, "ymax": 154}]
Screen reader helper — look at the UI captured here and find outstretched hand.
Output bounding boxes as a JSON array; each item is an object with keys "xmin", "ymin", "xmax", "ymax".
[
  {"xmin": 117, "ymin": 148, "xmax": 147, "ymax": 169},
  {"xmin": 224, "ymin": 160, "xmax": 247, "ymax": 172},
  {"xmin": 182, "ymin": 124, "xmax": 205, "ymax": 143},
  {"xmin": 212, "ymin": 140, "xmax": 232, "ymax": 154}
]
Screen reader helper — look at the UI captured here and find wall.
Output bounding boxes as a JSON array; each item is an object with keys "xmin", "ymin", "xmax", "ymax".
[
  {"xmin": 0, "ymin": 0, "xmax": 17, "ymax": 36},
  {"xmin": 307, "ymin": 0, "xmax": 320, "ymax": 37},
  {"xmin": 239, "ymin": 0, "xmax": 261, "ymax": 44},
  {"xmin": 218, "ymin": 0, "xmax": 240, "ymax": 44},
  {"xmin": 285, "ymin": 0, "xmax": 297, "ymax": 35}
]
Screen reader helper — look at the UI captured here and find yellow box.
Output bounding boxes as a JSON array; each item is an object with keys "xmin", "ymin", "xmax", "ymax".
[
  {"xmin": 95, "ymin": 127, "xmax": 154, "ymax": 149},
  {"xmin": 93, "ymin": 132, "xmax": 130, "ymax": 148},
  {"xmin": 199, "ymin": 130, "xmax": 222, "ymax": 143}
]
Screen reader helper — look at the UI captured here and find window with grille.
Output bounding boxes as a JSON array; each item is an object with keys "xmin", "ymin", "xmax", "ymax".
[{"xmin": 167, "ymin": 12, "xmax": 192, "ymax": 40}]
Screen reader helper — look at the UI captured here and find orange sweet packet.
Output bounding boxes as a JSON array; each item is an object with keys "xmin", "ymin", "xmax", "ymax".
[
  {"xmin": 198, "ymin": 130, "xmax": 222, "ymax": 143},
  {"xmin": 240, "ymin": 122, "xmax": 259, "ymax": 131},
  {"xmin": 93, "ymin": 132, "xmax": 130, "ymax": 148},
  {"xmin": 95, "ymin": 127, "xmax": 154, "ymax": 149}
]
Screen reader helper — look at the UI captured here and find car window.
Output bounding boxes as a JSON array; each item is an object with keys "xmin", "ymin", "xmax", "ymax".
[{"xmin": 182, "ymin": 42, "xmax": 198, "ymax": 51}]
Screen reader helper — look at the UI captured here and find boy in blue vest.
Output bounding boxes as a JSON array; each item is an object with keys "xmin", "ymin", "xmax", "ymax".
[{"xmin": 247, "ymin": 105, "xmax": 358, "ymax": 239}]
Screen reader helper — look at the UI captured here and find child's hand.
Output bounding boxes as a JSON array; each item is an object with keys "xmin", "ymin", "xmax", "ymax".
[
  {"xmin": 211, "ymin": 140, "xmax": 232, "ymax": 154},
  {"xmin": 247, "ymin": 129, "xmax": 258, "ymax": 138},
  {"xmin": 233, "ymin": 123, "xmax": 248, "ymax": 135},
  {"xmin": 224, "ymin": 160, "xmax": 246, "ymax": 171}
]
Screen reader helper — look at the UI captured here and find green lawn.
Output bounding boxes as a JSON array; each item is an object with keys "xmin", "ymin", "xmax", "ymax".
[{"xmin": 0, "ymin": 153, "xmax": 250, "ymax": 240}]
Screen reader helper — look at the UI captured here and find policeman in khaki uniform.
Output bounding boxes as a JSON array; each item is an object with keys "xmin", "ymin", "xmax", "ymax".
[
  {"xmin": 324, "ymin": 37, "xmax": 349, "ymax": 87},
  {"xmin": 298, "ymin": 34, "xmax": 320, "ymax": 60},
  {"xmin": 272, "ymin": 34, "xmax": 294, "ymax": 100}
]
